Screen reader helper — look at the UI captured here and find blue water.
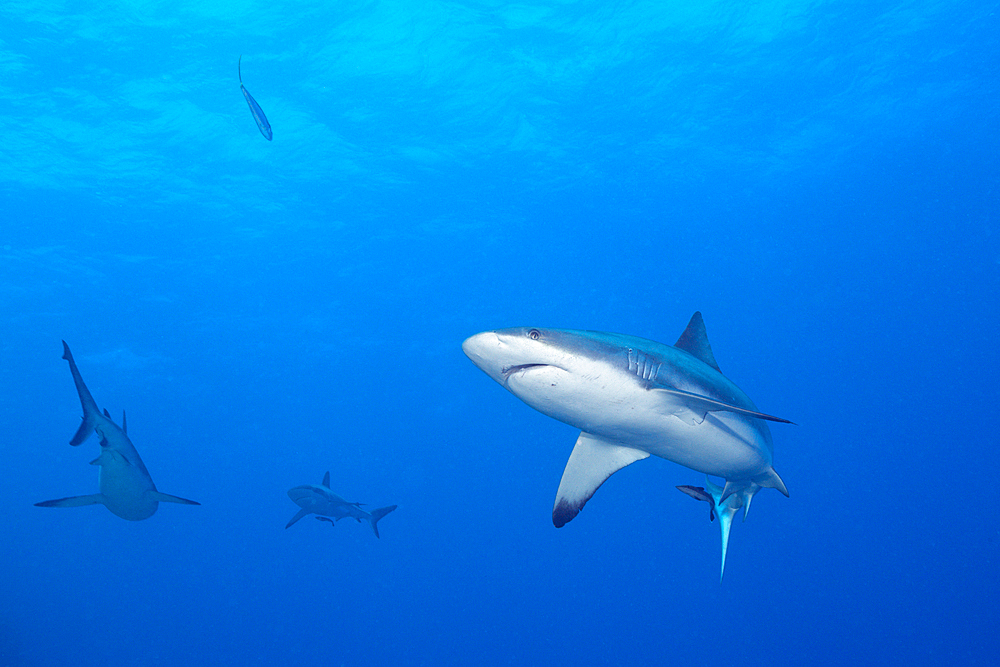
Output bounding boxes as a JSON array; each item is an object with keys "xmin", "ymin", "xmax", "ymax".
[{"xmin": 2, "ymin": 1, "xmax": 998, "ymax": 665}]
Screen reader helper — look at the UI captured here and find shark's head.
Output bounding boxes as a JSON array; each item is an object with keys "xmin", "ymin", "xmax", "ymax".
[
  {"xmin": 463, "ymin": 327, "xmax": 591, "ymax": 398},
  {"xmin": 463, "ymin": 327, "xmax": 627, "ymax": 431},
  {"xmin": 462, "ymin": 328, "xmax": 570, "ymax": 385}
]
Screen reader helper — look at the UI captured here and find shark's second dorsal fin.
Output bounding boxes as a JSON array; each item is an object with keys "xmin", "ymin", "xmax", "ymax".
[
  {"xmin": 674, "ymin": 312, "xmax": 721, "ymax": 373},
  {"xmin": 322, "ymin": 471, "xmax": 330, "ymax": 488}
]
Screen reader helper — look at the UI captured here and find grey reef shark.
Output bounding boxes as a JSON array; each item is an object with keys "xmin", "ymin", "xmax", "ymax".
[
  {"xmin": 35, "ymin": 342, "xmax": 199, "ymax": 521},
  {"xmin": 286, "ymin": 471, "xmax": 397, "ymax": 538},
  {"xmin": 462, "ymin": 312, "xmax": 793, "ymax": 580}
]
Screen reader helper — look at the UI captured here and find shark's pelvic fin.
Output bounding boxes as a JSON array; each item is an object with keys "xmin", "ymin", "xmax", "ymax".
[
  {"xmin": 369, "ymin": 505, "xmax": 397, "ymax": 538},
  {"xmin": 754, "ymin": 467, "xmax": 789, "ymax": 497},
  {"xmin": 148, "ymin": 491, "xmax": 200, "ymax": 505},
  {"xmin": 285, "ymin": 507, "xmax": 312, "ymax": 529},
  {"xmin": 673, "ymin": 311, "xmax": 721, "ymax": 372},
  {"xmin": 552, "ymin": 432, "xmax": 650, "ymax": 528},
  {"xmin": 35, "ymin": 494, "xmax": 105, "ymax": 509}
]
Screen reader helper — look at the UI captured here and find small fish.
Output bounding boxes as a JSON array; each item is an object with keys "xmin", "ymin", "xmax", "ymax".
[{"xmin": 239, "ymin": 55, "xmax": 272, "ymax": 141}]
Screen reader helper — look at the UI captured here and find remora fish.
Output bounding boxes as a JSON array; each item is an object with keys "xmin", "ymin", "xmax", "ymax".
[
  {"xmin": 35, "ymin": 342, "xmax": 199, "ymax": 521},
  {"xmin": 286, "ymin": 471, "xmax": 397, "ymax": 538},
  {"xmin": 462, "ymin": 312, "xmax": 792, "ymax": 579},
  {"xmin": 239, "ymin": 55, "xmax": 272, "ymax": 141}
]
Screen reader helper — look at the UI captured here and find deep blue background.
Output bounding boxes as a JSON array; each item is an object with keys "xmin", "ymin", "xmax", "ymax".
[{"xmin": 1, "ymin": 1, "xmax": 998, "ymax": 665}]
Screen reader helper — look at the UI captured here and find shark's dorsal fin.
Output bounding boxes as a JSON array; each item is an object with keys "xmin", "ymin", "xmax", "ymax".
[
  {"xmin": 122, "ymin": 410, "xmax": 127, "ymax": 435},
  {"xmin": 322, "ymin": 471, "xmax": 330, "ymax": 488},
  {"xmin": 673, "ymin": 311, "xmax": 721, "ymax": 373},
  {"xmin": 552, "ymin": 432, "xmax": 650, "ymax": 528}
]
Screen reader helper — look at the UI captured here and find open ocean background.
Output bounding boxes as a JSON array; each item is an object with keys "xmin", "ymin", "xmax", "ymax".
[{"xmin": 2, "ymin": 1, "xmax": 998, "ymax": 665}]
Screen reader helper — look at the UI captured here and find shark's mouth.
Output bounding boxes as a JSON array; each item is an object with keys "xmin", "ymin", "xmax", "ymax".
[{"xmin": 501, "ymin": 363, "xmax": 550, "ymax": 381}]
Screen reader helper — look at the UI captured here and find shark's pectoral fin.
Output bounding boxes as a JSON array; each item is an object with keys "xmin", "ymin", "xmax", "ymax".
[
  {"xmin": 285, "ymin": 508, "xmax": 312, "ymax": 529},
  {"xmin": 552, "ymin": 432, "xmax": 650, "ymax": 528},
  {"xmin": 35, "ymin": 494, "xmax": 105, "ymax": 509},
  {"xmin": 148, "ymin": 491, "xmax": 200, "ymax": 505},
  {"xmin": 653, "ymin": 388, "xmax": 794, "ymax": 425}
]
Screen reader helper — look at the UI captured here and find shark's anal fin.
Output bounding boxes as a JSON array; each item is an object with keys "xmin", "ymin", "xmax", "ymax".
[
  {"xmin": 148, "ymin": 491, "xmax": 200, "ymax": 506},
  {"xmin": 35, "ymin": 494, "xmax": 105, "ymax": 509},
  {"xmin": 552, "ymin": 432, "xmax": 650, "ymax": 528}
]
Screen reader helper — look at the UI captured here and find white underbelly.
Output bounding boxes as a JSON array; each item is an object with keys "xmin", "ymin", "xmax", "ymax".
[
  {"xmin": 99, "ymin": 461, "xmax": 158, "ymax": 520},
  {"xmin": 512, "ymin": 369, "xmax": 773, "ymax": 480}
]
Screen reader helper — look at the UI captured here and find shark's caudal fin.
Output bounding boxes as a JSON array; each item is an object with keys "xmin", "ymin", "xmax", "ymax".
[
  {"xmin": 62, "ymin": 341, "xmax": 102, "ymax": 446},
  {"xmin": 678, "ymin": 478, "xmax": 761, "ymax": 582},
  {"xmin": 369, "ymin": 505, "xmax": 397, "ymax": 538},
  {"xmin": 35, "ymin": 494, "xmax": 105, "ymax": 509},
  {"xmin": 553, "ymin": 432, "xmax": 649, "ymax": 528}
]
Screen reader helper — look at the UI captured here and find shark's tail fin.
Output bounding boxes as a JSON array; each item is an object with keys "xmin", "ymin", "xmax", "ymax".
[
  {"xmin": 368, "ymin": 505, "xmax": 397, "ymax": 538},
  {"xmin": 703, "ymin": 478, "xmax": 740, "ymax": 582},
  {"xmin": 679, "ymin": 478, "xmax": 762, "ymax": 582},
  {"xmin": 62, "ymin": 341, "xmax": 101, "ymax": 446}
]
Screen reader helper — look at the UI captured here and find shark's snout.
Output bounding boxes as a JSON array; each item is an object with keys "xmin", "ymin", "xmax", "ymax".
[
  {"xmin": 462, "ymin": 331, "xmax": 499, "ymax": 367},
  {"xmin": 463, "ymin": 331, "xmax": 513, "ymax": 385}
]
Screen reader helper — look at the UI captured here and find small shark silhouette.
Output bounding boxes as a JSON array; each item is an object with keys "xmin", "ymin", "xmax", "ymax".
[
  {"xmin": 285, "ymin": 471, "xmax": 397, "ymax": 538},
  {"xmin": 35, "ymin": 341, "xmax": 199, "ymax": 521}
]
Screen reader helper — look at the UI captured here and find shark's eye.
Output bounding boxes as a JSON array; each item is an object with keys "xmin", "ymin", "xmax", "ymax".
[{"xmin": 528, "ymin": 329, "xmax": 541, "ymax": 340}]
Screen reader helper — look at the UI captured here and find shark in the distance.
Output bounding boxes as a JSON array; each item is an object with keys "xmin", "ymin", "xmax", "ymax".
[
  {"xmin": 286, "ymin": 471, "xmax": 397, "ymax": 538},
  {"xmin": 35, "ymin": 341, "xmax": 199, "ymax": 521},
  {"xmin": 462, "ymin": 312, "xmax": 792, "ymax": 579}
]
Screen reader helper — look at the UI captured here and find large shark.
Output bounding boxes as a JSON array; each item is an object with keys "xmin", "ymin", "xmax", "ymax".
[
  {"xmin": 286, "ymin": 471, "xmax": 397, "ymax": 538},
  {"xmin": 462, "ymin": 312, "xmax": 792, "ymax": 579},
  {"xmin": 35, "ymin": 341, "xmax": 199, "ymax": 521}
]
